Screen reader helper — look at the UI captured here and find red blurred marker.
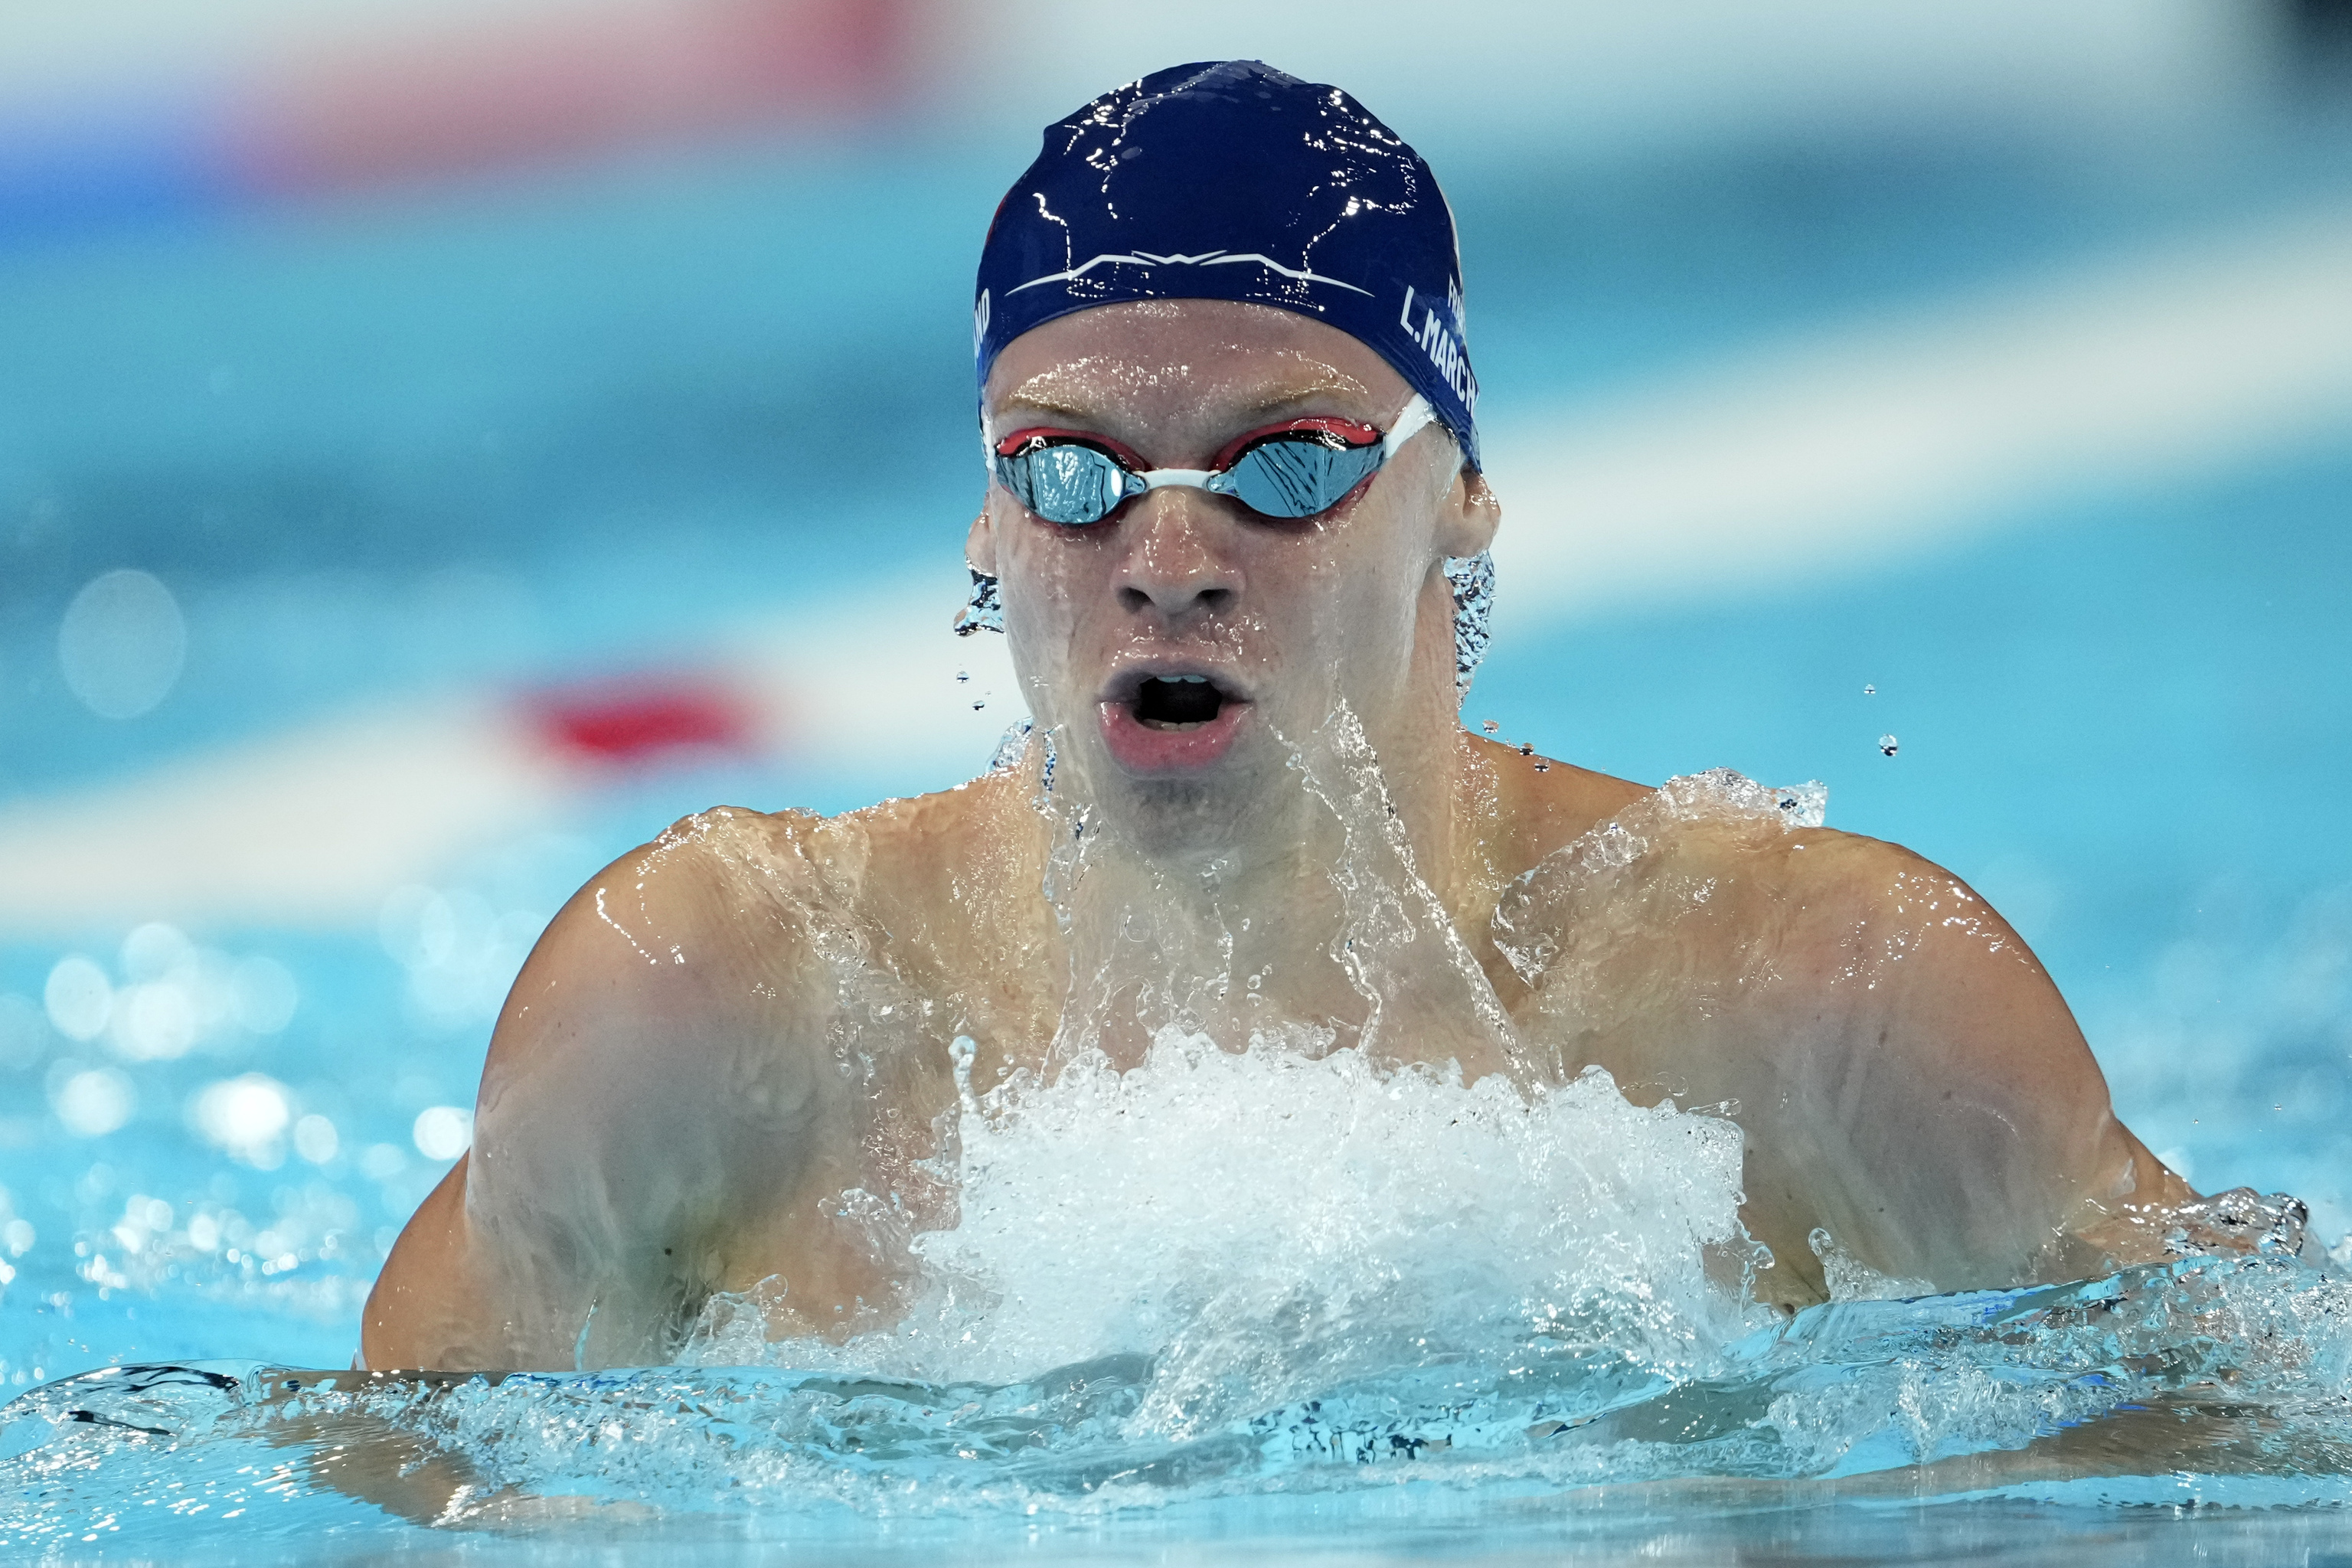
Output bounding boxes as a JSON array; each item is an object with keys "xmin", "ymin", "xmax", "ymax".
[{"xmin": 527, "ymin": 677, "xmax": 753, "ymax": 766}]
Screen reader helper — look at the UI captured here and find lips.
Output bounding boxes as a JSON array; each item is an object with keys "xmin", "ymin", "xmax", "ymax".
[{"xmin": 1097, "ymin": 669, "xmax": 1253, "ymax": 774}]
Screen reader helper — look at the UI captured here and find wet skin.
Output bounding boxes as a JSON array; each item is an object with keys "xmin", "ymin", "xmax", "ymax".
[{"xmin": 364, "ymin": 302, "xmax": 2194, "ymax": 1370}]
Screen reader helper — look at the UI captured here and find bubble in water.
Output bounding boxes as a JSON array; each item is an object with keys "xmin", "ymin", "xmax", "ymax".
[
  {"xmin": 413, "ymin": 1105, "xmax": 473, "ymax": 1161},
  {"xmin": 1878, "ymin": 734, "xmax": 1899, "ymax": 756},
  {"xmin": 44, "ymin": 956, "xmax": 112, "ymax": 1042},
  {"xmin": 110, "ymin": 981, "xmax": 195, "ymax": 1061},
  {"xmin": 292, "ymin": 1114, "xmax": 339, "ymax": 1166},
  {"xmin": 229, "ymin": 956, "xmax": 298, "ymax": 1034},
  {"xmin": 57, "ymin": 569, "xmax": 186, "ymax": 720},
  {"xmin": 51, "ymin": 1066, "xmax": 135, "ymax": 1137},
  {"xmin": 1863, "ymin": 683, "xmax": 1876, "ymax": 696},
  {"xmin": 1445, "ymin": 550, "xmax": 1495, "ymax": 694},
  {"xmin": 988, "ymin": 720, "xmax": 1034, "ymax": 773},
  {"xmin": 1481, "ymin": 719, "xmax": 1498, "ymax": 733},
  {"xmin": 189, "ymin": 1074, "xmax": 291, "ymax": 1165},
  {"xmin": 119, "ymin": 922, "xmax": 193, "ymax": 982}
]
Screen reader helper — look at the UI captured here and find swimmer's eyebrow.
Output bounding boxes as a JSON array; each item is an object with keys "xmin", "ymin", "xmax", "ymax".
[
  {"xmin": 994, "ymin": 392, "xmax": 1099, "ymax": 423},
  {"xmin": 993, "ymin": 384, "xmax": 1376, "ymax": 427},
  {"xmin": 1236, "ymin": 387, "xmax": 1369, "ymax": 419}
]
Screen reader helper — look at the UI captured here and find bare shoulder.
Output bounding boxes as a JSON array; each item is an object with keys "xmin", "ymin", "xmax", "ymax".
[
  {"xmin": 1463, "ymin": 732, "xmax": 1651, "ymax": 877},
  {"xmin": 486, "ymin": 803, "xmax": 841, "ymax": 1080},
  {"xmin": 814, "ymin": 765, "xmax": 1042, "ymax": 920},
  {"xmin": 366, "ymin": 805, "xmax": 841, "ymax": 1368},
  {"xmin": 492, "ymin": 765, "xmax": 1033, "ymax": 1091},
  {"xmin": 1496, "ymin": 771, "xmax": 2171, "ymax": 1293},
  {"xmin": 1658, "ymin": 812, "xmax": 2060, "ymax": 1016},
  {"xmin": 1494, "ymin": 766, "xmax": 2030, "ymax": 983},
  {"xmin": 366, "ymin": 782, "xmax": 1016, "ymax": 1369},
  {"xmin": 1521, "ymin": 779, "xmax": 2078, "ymax": 1071}
]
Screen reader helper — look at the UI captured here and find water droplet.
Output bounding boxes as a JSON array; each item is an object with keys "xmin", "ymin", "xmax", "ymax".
[
  {"xmin": 1518, "ymin": 743, "xmax": 1534, "ymax": 756},
  {"xmin": 956, "ymin": 671, "xmax": 970, "ymax": 683},
  {"xmin": 1481, "ymin": 719, "xmax": 1498, "ymax": 734},
  {"xmin": 1862, "ymin": 683, "xmax": 1876, "ymax": 697},
  {"xmin": 1533, "ymin": 762, "xmax": 1550, "ymax": 773},
  {"xmin": 1878, "ymin": 734, "xmax": 1900, "ymax": 757}
]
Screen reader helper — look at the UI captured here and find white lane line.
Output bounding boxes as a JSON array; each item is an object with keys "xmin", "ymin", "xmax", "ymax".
[
  {"xmin": 0, "ymin": 700, "xmax": 560, "ymax": 934},
  {"xmin": 5, "ymin": 204, "xmax": 2350, "ymax": 936},
  {"xmin": 1482, "ymin": 204, "xmax": 2352, "ymax": 619}
]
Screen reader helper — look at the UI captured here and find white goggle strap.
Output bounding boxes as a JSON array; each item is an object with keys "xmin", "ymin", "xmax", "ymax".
[{"xmin": 1379, "ymin": 394, "xmax": 1437, "ymax": 459}]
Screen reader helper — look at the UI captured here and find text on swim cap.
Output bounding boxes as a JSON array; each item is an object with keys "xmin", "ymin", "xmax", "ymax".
[{"xmin": 1398, "ymin": 286, "xmax": 1478, "ymax": 418}]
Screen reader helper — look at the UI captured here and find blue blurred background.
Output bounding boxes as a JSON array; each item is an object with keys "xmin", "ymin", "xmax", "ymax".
[{"xmin": 2, "ymin": 0, "xmax": 2350, "ymax": 1380}]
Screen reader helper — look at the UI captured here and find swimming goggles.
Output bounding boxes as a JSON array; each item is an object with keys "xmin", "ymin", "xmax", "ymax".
[{"xmin": 988, "ymin": 394, "xmax": 1436, "ymax": 528}]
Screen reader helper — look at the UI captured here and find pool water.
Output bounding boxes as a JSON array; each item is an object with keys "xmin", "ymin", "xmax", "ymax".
[
  {"xmin": 7, "ymin": 109, "xmax": 2352, "ymax": 1560},
  {"xmin": 5, "ymin": 1031, "xmax": 2350, "ymax": 1561}
]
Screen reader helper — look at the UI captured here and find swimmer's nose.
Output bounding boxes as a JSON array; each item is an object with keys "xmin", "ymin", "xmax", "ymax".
[{"xmin": 1116, "ymin": 490, "xmax": 1239, "ymax": 622}]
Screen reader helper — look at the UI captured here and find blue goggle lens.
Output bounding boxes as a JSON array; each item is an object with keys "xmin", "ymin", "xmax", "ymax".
[
  {"xmin": 995, "ymin": 442, "xmax": 1135, "ymax": 525},
  {"xmin": 994, "ymin": 432, "xmax": 1387, "ymax": 528}
]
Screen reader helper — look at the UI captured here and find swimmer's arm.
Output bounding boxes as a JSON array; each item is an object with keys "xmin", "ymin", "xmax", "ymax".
[
  {"xmin": 362, "ymin": 813, "xmax": 834, "ymax": 1370},
  {"xmin": 1767, "ymin": 836, "xmax": 2192, "ymax": 1292}
]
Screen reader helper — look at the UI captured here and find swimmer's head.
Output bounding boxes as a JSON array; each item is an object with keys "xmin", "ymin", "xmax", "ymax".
[
  {"xmin": 973, "ymin": 60, "xmax": 1479, "ymax": 469},
  {"xmin": 968, "ymin": 64, "xmax": 1498, "ymax": 858}
]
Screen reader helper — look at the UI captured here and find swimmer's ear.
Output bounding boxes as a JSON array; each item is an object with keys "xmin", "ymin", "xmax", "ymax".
[
  {"xmin": 965, "ymin": 509, "xmax": 1000, "ymax": 577},
  {"xmin": 1435, "ymin": 466, "xmax": 1500, "ymax": 560}
]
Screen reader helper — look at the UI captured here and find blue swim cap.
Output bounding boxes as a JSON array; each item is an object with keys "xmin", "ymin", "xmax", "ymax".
[{"xmin": 975, "ymin": 60, "xmax": 1480, "ymax": 470}]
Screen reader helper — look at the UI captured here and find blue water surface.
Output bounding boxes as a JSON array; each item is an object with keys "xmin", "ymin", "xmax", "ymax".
[{"xmin": 6, "ymin": 104, "xmax": 2352, "ymax": 1562}]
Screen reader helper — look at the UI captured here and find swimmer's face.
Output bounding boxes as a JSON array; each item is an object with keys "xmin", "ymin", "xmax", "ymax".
[{"xmin": 972, "ymin": 300, "xmax": 1498, "ymax": 859}]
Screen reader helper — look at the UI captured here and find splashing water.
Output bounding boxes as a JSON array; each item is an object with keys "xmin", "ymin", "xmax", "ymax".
[
  {"xmin": 6, "ymin": 766, "xmax": 2351, "ymax": 1557},
  {"xmin": 8, "ymin": 1028, "xmax": 2348, "ymax": 1552},
  {"xmin": 1444, "ymin": 550, "xmax": 1495, "ymax": 698},
  {"xmin": 7, "ymin": 1174, "xmax": 2348, "ymax": 1551},
  {"xmin": 689, "ymin": 1034, "xmax": 1757, "ymax": 1413}
]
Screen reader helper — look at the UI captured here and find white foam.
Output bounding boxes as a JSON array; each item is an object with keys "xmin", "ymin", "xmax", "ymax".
[{"xmin": 688, "ymin": 1028, "xmax": 1766, "ymax": 1439}]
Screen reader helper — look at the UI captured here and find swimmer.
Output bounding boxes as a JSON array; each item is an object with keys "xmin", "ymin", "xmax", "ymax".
[{"xmin": 364, "ymin": 61, "xmax": 2197, "ymax": 1370}]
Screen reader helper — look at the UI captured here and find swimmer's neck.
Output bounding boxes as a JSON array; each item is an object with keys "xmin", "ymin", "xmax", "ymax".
[
  {"xmin": 1038, "ymin": 704, "xmax": 1478, "ymax": 912},
  {"xmin": 1018, "ymin": 721, "xmax": 1498, "ymax": 1067}
]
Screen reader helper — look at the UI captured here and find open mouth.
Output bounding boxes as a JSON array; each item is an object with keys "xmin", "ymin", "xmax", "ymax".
[
  {"xmin": 1131, "ymin": 674, "xmax": 1229, "ymax": 730},
  {"xmin": 1098, "ymin": 668, "xmax": 1253, "ymax": 774}
]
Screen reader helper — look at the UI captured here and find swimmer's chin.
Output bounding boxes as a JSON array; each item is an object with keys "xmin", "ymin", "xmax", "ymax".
[{"xmin": 1096, "ymin": 696, "xmax": 1254, "ymax": 776}]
